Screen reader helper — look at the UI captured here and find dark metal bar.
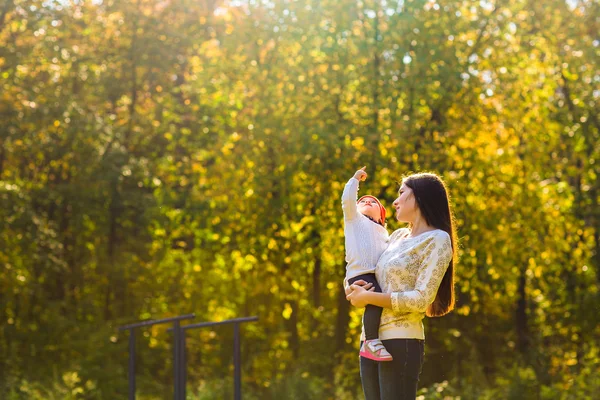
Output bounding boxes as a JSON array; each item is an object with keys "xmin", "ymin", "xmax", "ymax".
[
  {"xmin": 173, "ymin": 320, "xmax": 181, "ymax": 400},
  {"xmin": 118, "ymin": 314, "xmax": 195, "ymax": 331},
  {"xmin": 233, "ymin": 323, "xmax": 241, "ymax": 400},
  {"xmin": 168, "ymin": 316, "xmax": 259, "ymax": 332},
  {"xmin": 180, "ymin": 330, "xmax": 187, "ymax": 400},
  {"xmin": 128, "ymin": 329, "xmax": 136, "ymax": 400}
]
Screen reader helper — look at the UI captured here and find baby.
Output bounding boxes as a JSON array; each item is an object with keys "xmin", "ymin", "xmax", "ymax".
[{"xmin": 342, "ymin": 167, "xmax": 392, "ymax": 361}]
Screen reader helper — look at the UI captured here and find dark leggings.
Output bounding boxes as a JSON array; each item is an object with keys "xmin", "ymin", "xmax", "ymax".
[
  {"xmin": 348, "ymin": 273, "xmax": 382, "ymax": 341},
  {"xmin": 359, "ymin": 339, "xmax": 425, "ymax": 400}
]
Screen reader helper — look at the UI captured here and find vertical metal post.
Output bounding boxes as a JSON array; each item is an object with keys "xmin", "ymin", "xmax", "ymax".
[
  {"xmin": 128, "ymin": 329, "xmax": 136, "ymax": 400},
  {"xmin": 118, "ymin": 314, "xmax": 195, "ymax": 400},
  {"xmin": 233, "ymin": 323, "xmax": 241, "ymax": 400},
  {"xmin": 173, "ymin": 320, "xmax": 180, "ymax": 400},
  {"xmin": 180, "ymin": 330, "xmax": 187, "ymax": 400}
]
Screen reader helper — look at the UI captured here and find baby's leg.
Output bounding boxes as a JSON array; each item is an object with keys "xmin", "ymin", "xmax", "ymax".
[
  {"xmin": 349, "ymin": 273, "xmax": 382, "ymax": 341},
  {"xmin": 363, "ymin": 278, "xmax": 383, "ymax": 341},
  {"xmin": 351, "ymin": 274, "xmax": 392, "ymax": 361}
]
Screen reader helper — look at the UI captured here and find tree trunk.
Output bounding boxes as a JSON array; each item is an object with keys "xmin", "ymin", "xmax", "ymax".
[
  {"xmin": 370, "ymin": 7, "xmax": 381, "ymax": 177},
  {"xmin": 288, "ymin": 300, "xmax": 300, "ymax": 359},
  {"xmin": 104, "ymin": 177, "xmax": 119, "ymax": 320},
  {"xmin": 515, "ymin": 268, "xmax": 529, "ymax": 357},
  {"xmin": 334, "ymin": 282, "xmax": 351, "ymax": 356}
]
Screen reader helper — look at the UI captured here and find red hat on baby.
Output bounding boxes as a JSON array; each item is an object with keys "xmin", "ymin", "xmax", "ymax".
[{"xmin": 357, "ymin": 195, "xmax": 386, "ymax": 225}]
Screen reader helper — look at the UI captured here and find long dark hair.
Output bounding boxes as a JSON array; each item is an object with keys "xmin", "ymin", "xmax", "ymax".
[{"xmin": 403, "ymin": 172, "xmax": 458, "ymax": 317}]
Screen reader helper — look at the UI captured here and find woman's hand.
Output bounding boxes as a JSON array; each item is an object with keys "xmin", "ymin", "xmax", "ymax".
[
  {"xmin": 345, "ymin": 280, "xmax": 373, "ymax": 296},
  {"xmin": 353, "ymin": 166, "xmax": 367, "ymax": 182},
  {"xmin": 346, "ymin": 281, "xmax": 375, "ymax": 308}
]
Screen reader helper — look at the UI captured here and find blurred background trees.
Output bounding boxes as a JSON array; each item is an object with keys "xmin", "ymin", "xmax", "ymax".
[{"xmin": 1, "ymin": 0, "xmax": 598, "ymax": 398}]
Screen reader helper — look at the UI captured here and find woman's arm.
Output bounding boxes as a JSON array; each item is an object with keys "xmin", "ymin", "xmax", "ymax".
[
  {"xmin": 347, "ymin": 290, "xmax": 392, "ymax": 309},
  {"xmin": 347, "ymin": 287, "xmax": 392, "ymax": 308},
  {"xmin": 347, "ymin": 233, "xmax": 453, "ymax": 312},
  {"xmin": 389, "ymin": 233, "xmax": 453, "ymax": 314}
]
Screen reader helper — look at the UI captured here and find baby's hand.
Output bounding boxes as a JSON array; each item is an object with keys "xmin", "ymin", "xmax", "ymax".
[{"xmin": 353, "ymin": 166, "xmax": 367, "ymax": 181}]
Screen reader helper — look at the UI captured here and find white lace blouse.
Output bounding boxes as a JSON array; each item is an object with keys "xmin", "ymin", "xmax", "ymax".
[{"xmin": 361, "ymin": 227, "xmax": 453, "ymax": 341}]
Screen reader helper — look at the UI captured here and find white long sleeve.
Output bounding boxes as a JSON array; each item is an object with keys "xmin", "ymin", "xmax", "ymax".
[{"xmin": 341, "ymin": 177, "xmax": 360, "ymax": 221}]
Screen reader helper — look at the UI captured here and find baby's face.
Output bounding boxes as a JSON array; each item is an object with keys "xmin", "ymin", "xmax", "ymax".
[{"xmin": 357, "ymin": 197, "xmax": 382, "ymax": 223}]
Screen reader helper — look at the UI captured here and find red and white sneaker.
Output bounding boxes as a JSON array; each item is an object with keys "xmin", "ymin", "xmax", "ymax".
[{"xmin": 359, "ymin": 339, "xmax": 393, "ymax": 362}]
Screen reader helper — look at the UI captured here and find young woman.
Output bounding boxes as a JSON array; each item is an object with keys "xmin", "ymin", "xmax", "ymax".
[{"xmin": 345, "ymin": 172, "xmax": 458, "ymax": 400}]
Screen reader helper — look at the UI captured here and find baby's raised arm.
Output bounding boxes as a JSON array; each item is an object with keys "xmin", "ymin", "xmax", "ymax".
[{"xmin": 341, "ymin": 167, "xmax": 367, "ymax": 221}]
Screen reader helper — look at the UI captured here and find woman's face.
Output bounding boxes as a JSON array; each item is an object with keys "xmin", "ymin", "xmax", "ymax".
[{"xmin": 392, "ymin": 183, "xmax": 417, "ymax": 223}]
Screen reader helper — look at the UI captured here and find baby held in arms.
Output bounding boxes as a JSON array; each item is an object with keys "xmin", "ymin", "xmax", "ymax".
[{"xmin": 342, "ymin": 167, "xmax": 391, "ymax": 361}]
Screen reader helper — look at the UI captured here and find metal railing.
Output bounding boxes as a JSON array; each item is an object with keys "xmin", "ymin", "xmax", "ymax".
[
  {"xmin": 118, "ymin": 314, "xmax": 196, "ymax": 400},
  {"xmin": 168, "ymin": 316, "xmax": 259, "ymax": 400},
  {"xmin": 118, "ymin": 314, "xmax": 258, "ymax": 400}
]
